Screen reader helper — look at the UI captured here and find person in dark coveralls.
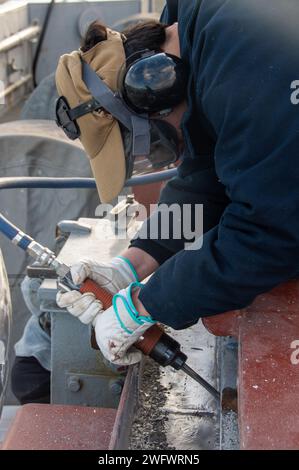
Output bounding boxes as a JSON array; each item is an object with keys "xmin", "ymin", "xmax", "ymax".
[{"xmin": 57, "ymin": 0, "xmax": 299, "ymax": 366}]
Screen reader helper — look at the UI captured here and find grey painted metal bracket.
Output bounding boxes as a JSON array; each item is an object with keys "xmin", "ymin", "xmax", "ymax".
[{"xmin": 38, "ymin": 217, "xmax": 141, "ymax": 408}]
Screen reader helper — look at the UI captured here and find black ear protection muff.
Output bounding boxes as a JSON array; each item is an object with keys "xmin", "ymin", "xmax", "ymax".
[
  {"xmin": 118, "ymin": 50, "xmax": 189, "ymax": 115},
  {"xmin": 56, "ymin": 56, "xmax": 184, "ymax": 178}
]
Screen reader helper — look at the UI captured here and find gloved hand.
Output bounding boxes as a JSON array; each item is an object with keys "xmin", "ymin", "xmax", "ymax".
[
  {"xmin": 56, "ymin": 256, "xmax": 138, "ymax": 325},
  {"xmin": 94, "ymin": 282, "xmax": 155, "ymax": 365}
]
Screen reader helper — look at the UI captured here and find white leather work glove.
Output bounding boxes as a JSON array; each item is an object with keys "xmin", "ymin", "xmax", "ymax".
[
  {"xmin": 94, "ymin": 282, "xmax": 155, "ymax": 366},
  {"xmin": 56, "ymin": 256, "xmax": 139, "ymax": 325}
]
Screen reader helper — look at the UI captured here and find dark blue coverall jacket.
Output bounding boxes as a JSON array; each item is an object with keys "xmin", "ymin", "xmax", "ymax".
[{"xmin": 131, "ymin": 0, "xmax": 299, "ymax": 329}]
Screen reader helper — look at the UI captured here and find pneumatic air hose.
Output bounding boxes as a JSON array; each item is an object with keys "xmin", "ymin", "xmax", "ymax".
[
  {"xmin": 0, "ymin": 183, "xmax": 220, "ymax": 403},
  {"xmin": 0, "ymin": 169, "xmax": 177, "ymax": 191},
  {"xmin": 0, "ymin": 213, "xmax": 33, "ymax": 250},
  {"xmin": 0, "ymin": 210, "xmax": 220, "ymax": 402}
]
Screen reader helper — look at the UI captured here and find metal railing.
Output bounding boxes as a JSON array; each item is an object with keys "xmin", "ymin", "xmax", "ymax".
[{"xmin": 0, "ymin": 25, "xmax": 40, "ymax": 54}]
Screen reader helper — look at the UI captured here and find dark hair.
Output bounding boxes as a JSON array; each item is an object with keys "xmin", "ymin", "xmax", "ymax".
[
  {"xmin": 122, "ymin": 20, "xmax": 167, "ymax": 57},
  {"xmin": 80, "ymin": 21, "xmax": 107, "ymax": 53},
  {"xmin": 81, "ymin": 20, "xmax": 167, "ymax": 57}
]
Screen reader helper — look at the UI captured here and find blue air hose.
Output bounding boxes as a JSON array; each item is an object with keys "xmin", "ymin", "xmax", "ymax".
[
  {"xmin": 0, "ymin": 169, "xmax": 177, "ymax": 249},
  {"xmin": 0, "ymin": 169, "xmax": 177, "ymax": 191},
  {"xmin": 0, "ymin": 213, "xmax": 33, "ymax": 251},
  {"xmin": 0, "ymin": 213, "xmax": 20, "ymax": 241}
]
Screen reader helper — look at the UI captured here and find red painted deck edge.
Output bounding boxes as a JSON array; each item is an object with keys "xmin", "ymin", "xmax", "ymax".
[{"xmin": 203, "ymin": 280, "xmax": 299, "ymax": 450}]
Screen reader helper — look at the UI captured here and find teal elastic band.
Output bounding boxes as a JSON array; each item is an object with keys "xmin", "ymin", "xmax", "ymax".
[
  {"xmin": 117, "ymin": 256, "xmax": 139, "ymax": 282},
  {"xmin": 113, "ymin": 282, "xmax": 155, "ymax": 335},
  {"xmin": 127, "ymin": 282, "xmax": 156, "ymax": 325},
  {"xmin": 113, "ymin": 294, "xmax": 134, "ymax": 335}
]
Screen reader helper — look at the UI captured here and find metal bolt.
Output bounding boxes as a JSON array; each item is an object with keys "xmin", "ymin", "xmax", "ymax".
[{"xmin": 67, "ymin": 376, "xmax": 82, "ymax": 393}]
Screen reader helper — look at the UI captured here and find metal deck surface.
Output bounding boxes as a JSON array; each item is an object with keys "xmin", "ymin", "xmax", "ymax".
[{"xmin": 158, "ymin": 321, "xmax": 220, "ymax": 450}]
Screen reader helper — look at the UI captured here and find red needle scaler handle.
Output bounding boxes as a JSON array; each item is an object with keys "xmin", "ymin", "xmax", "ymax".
[{"xmin": 80, "ymin": 278, "xmax": 163, "ymax": 356}]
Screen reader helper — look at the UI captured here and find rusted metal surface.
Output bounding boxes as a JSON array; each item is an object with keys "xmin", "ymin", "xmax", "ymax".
[
  {"xmin": 221, "ymin": 388, "xmax": 238, "ymax": 413},
  {"xmin": 217, "ymin": 337, "xmax": 239, "ymax": 449},
  {"xmin": 203, "ymin": 311, "xmax": 241, "ymax": 338},
  {"xmin": 134, "ymin": 182, "xmax": 164, "ymax": 217},
  {"xmin": 2, "ymin": 404, "xmax": 117, "ymax": 450},
  {"xmin": 202, "ymin": 280, "xmax": 299, "ymax": 450},
  {"xmin": 1, "ymin": 365, "xmax": 141, "ymax": 450},
  {"xmin": 238, "ymin": 280, "xmax": 299, "ymax": 450}
]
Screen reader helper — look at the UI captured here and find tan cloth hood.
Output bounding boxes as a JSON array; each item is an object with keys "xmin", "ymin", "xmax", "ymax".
[{"xmin": 55, "ymin": 29, "xmax": 127, "ymax": 203}]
